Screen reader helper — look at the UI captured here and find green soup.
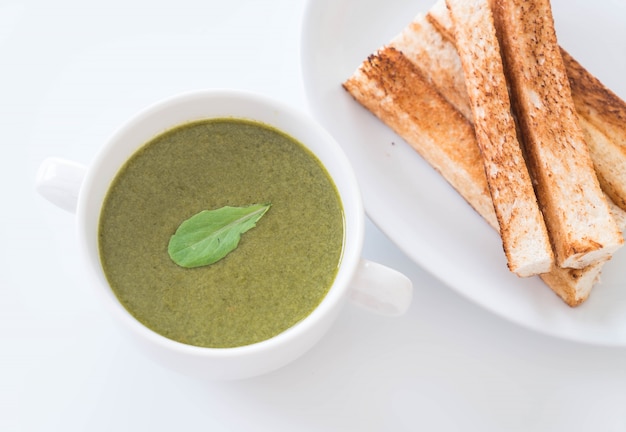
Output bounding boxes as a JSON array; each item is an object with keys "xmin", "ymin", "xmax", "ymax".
[{"xmin": 98, "ymin": 119, "xmax": 345, "ymax": 348}]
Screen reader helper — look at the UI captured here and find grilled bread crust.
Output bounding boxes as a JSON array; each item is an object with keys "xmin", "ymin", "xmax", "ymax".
[
  {"xmin": 427, "ymin": 0, "xmax": 455, "ymax": 42},
  {"xmin": 389, "ymin": 14, "xmax": 472, "ymax": 121},
  {"xmin": 491, "ymin": 0, "xmax": 623, "ymax": 269},
  {"xmin": 562, "ymin": 49, "xmax": 626, "ymax": 212},
  {"xmin": 343, "ymin": 47, "xmax": 497, "ymax": 229},
  {"xmin": 428, "ymin": 0, "xmax": 626, "ymax": 215},
  {"xmin": 445, "ymin": 0, "xmax": 553, "ymax": 277},
  {"xmin": 343, "ymin": 46, "xmax": 626, "ymax": 306}
]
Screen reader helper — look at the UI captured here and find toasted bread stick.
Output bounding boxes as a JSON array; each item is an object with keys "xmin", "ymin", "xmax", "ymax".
[
  {"xmin": 491, "ymin": 0, "xmax": 623, "ymax": 269},
  {"xmin": 343, "ymin": 47, "xmax": 625, "ymax": 305},
  {"xmin": 391, "ymin": 11, "xmax": 626, "ymax": 235},
  {"xmin": 427, "ymin": 0, "xmax": 626, "ymax": 215},
  {"xmin": 427, "ymin": 0, "xmax": 455, "ymax": 42},
  {"xmin": 444, "ymin": 0, "xmax": 553, "ymax": 277},
  {"xmin": 562, "ymin": 49, "xmax": 626, "ymax": 212},
  {"xmin": 391, "ymin": 13, "xmax": 472, "ymax": 124},
  {"xmin": 389, "ymin": 14, "xmax": 472, "ymax": 121},
  {"xmin": 343, "ymin": 47, "xmax": 497, "ymax": 229}
]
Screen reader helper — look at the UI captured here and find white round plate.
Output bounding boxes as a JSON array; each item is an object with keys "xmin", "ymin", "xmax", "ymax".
[{"xmin": 301, "ymin": 0, "xmax": 626, "ymax": 346}]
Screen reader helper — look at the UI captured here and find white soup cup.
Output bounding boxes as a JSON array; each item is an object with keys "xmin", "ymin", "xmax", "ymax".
[{"xmin": 36, "ymin": 90, "xmax": 412, "ymax": 380}]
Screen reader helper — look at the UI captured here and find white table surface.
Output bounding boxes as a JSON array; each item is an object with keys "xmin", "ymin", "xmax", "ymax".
[{"xmin": 2, "ymin": 0, "xmax": 625, "ymax": 430}]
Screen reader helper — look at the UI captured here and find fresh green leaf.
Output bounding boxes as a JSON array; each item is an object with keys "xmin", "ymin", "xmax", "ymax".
[{"xmin": 168, "ymin": 203, "xmax": 271, "ymax": 268}]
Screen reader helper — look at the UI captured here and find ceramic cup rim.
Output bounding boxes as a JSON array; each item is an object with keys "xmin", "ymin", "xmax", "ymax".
[{"xmin": 75, "ymin": 89, "xmax": 365, "ymax": 359}]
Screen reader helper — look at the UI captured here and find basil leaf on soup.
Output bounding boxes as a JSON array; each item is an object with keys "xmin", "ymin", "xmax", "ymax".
[{"xmin": 168, "ymin": 203, "xmax": 271, "ymax": 268}]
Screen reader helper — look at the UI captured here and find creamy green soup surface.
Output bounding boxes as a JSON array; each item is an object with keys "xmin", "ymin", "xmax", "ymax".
[{"xmin": 98, "ymin": 119, "xmax": 344, "ymax": 348}]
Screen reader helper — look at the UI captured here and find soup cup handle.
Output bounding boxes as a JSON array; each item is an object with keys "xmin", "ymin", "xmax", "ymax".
[
  {"xmin": 348, "ymin": 259, "xmax": 413, "ymax": 316},
  {"xmin": 35, "ymin": 157, "xmax": 87, "ymax": 214}
]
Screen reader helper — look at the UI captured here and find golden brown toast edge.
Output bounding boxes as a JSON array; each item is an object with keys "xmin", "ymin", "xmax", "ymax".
[
  {"xmin": 491, "ymin": 0, "xmax": 623, "ymax": 269},
  {"xmin": 342, "ymin": 47, "xmax": 497, "ymax": 229},
  {"xmin": 445, "ymin": 0, "xmax": 554, "ymax": 277},
  {"xmin": 342, "ymin": 46, "xmax": 622, "ymax": 306},
  {"xmin": 428, "ymin": 0, "xmax": 626, "ymax": 215},
  {"xmin": 562, "ymin": 48, "xmax": 626, "ymax": 211}
]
